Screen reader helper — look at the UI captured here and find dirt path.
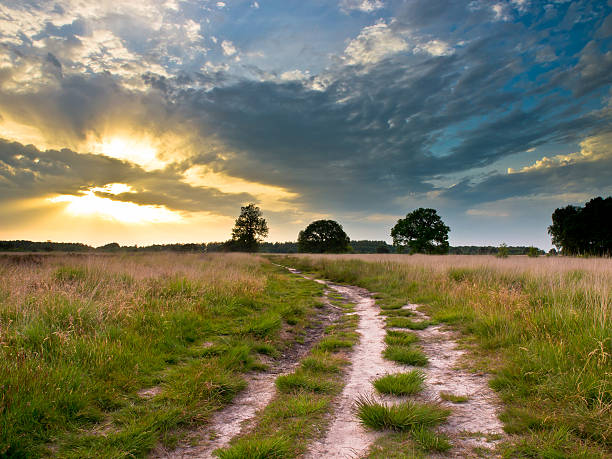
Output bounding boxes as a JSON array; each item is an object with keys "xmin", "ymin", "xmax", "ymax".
[
  {"xmin": 153, "ymin": 275, "xmax": 340, "ymax": 459},
  {"xmin": 288, "ymin": 268, "xmax": 504, "ymax": 458},
  {"xmin": 156, "ymin": 266, "xmax": 504, "ymax": 458},
  {"xmin": 399, "ymin": 304, "xmax": 505, "ymax": 456},
  {"xmin": 284, "ymin": 269, "xmax": 402, "ymax": 459}
]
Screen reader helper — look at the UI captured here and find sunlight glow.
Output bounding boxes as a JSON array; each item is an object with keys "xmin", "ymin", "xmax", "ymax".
[
  {"xmin": 183, "ymin": 165, "xmax": 299, "ymax": 210},
  {"xmin": 91, "ymin": 137, "xmax": 163, "ymax": 170},
  {"xmin": 49, "ymin": 185, "xmax": 182, "ymax": 224}
]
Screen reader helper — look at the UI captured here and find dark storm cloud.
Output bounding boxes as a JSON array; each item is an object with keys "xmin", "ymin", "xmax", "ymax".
[
  {"xmin": 439, "ymin": 155, "xmax": 612, "ymax": 205},
  {"xmin": 159, "ymin": 29, "xmax": 611, "ymax": 212},
  {"xmin": 1, "ymin": 0, "xmax": 611, "ymax": 220}
]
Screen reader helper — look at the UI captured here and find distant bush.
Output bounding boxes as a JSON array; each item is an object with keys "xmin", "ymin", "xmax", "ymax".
[
  {"xmin": 526, "ymin": 247, "xmax": 540, "ymax": 258},
  {"xmin": 497, "ymin": 243, "xmax": 509, "ymax": 258}
]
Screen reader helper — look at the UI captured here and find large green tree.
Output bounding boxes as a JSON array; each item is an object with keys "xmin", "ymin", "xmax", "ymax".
[
  {"xmin": 225, "ymin": 204, "xmax": 269, "ymax": 252},
  {"xmin": 298, "ymin": 220, "xmax": 350, "ymax": 253},
  {"xmin": 548, "ymin": 196, "xmax": 611, "ymax": 256},
  {"xmin": 391, "ymin": 208, "xmax": 450, "ymax": 254}
]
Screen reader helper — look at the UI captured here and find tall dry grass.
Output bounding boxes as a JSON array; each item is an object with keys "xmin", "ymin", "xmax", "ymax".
[
  {"xmin": 0, "ymin": 253, "xmax": 322, "ymax": 458},
  {"xmin": 281, "ymin": 254, "xmax": 612, "ymax": 456}
]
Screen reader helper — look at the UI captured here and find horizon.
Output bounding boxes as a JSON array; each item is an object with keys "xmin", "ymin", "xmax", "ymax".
[{"xmin": 2, "ymin": 1, "xmax": 611, "ymax": 250}]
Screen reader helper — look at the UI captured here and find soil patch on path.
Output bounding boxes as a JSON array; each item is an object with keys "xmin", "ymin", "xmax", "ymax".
[
  {"xmin": 398, "ymin": 303, "xmax": 505, "ymax": 457},
  {"xmin": 284, "ymin": 269, "xmax": 402, "ymax": 459},
  {"xmin": 153, "ymin": 278, "xmax": 341, "ymax": 459},
  {"xmin": 292, "ymin": 267, "xmax": 504, "ymax": 458}
]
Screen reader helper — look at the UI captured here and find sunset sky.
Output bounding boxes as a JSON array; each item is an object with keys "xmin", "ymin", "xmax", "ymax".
[{"xmin": 1, "ymin": 0, "xmax": 611, "ymax": 248}]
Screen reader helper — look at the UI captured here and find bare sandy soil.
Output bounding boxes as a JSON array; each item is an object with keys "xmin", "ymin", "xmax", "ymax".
[
  {"xmin": 155, "ymin": 266, "xmax": 504, "ymax": 458},
  {"xmin": 302, "ymin": 282, "xmax": 403, "ymax": 459},
  {"xmin": 294, "ymin": 268, "xmax": 504, "ymax": 458},
  {"xmin": 400, "ymin": 304, "xmax": 505, "ymax": 457},
  {"xmin": 153, "ymin": 276, "xmax": 340, "ymax": 459}
]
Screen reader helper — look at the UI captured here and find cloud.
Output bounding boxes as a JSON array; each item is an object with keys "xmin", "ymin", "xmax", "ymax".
[
  {"xmin": 0, "ymin": 0, "xmax": 610, "ymax": 237},
  {"xmin": 221, "ymin": 40, "xmax": 237, "ymax": 56},
  {"xmin": 0, "ymin": 138, "xmax": 256, "ymax": 216},
  {"xmin": 508, "ymin": 133, "xmax": 612, "ymax": 173},
  {"xmin": 340, "ymin": 0, "xmax": 384, "ymax": 13},
  {"xmin": 343, "ymin": 21, "xmax": 408, "ymax": 65},
  {"xmin": 413, "ymin": 39, "xmax": 453, "ymax": 56},
  {"xmin": 439, "ymin": 133, "xmax": 612, "ymax": 205}
]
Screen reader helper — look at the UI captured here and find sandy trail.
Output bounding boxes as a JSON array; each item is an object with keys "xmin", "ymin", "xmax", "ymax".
[
  {"xmin": 398, "ymin": 304, "xmax": 505, "ymax": 456},
  {"xmin": 289, "ymin": 267, "xmax": 504, "ymax": 458},
  {"xmin": 284, "ymin": 269, "xmax": 402, "ymax": 459},
  {"xmin": 154, "ymin": 271, "xmax": 340, "ymax": 459},
  {"xmin": 156, "ymin": 265, "xmax": 504, "ymax": 458}
]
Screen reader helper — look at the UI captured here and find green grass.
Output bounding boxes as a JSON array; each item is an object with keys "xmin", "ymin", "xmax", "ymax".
[
  {"xmin": 215, "ymin": 278, "xmax": 359, "ymax": 459},
  {"xmin": 315, "ymin": 336, "xmax": 354, "ymax": 351},
  {"xmin": 410, "ymin": 427, "xmax": 452, "ymax": 452},
  {"xmin": 383, "ymin": 345, "xmax": 428, "ymax": 366},
  {"xmin": 386, "ymin": 317, "xmax": 431, "ymax": 330},
  {"xmin": 355, "ymin": 396, "xmax": 450, "ymax": 431},
  {"xmin": 373, "ymin": 372, "xmax": 425, "ymax": 396},
  {"xmin": 280, "ymin": 255, "xmax": 612, "ymax": 456},
  {"xmin": 275, "ymin": 371, "xmax": 334, "ymax": 393},
  {"xmin": 0, "ymin": 254, "xmax": 326, "ymax": 458},
  {"xmin": 439, "ymin": 391, "xmax": 469, "ymax": 403},
  {"xmin": 381, "ymin": 308, "xmax": 415, "ymax": 317},
  {"xmin": 385, "ymin": 330, "xmax": 419, "ymax": 346},
  {"xmin": 300, "ymin": 354, "xmax": 342, "ymax": 373},
  {"xmin": 215, "ymin": 436, "xmax": 289, "ymax": 459},
  {"xmin": 366, "ymin": 432, "xmax": 425, "ymax": 459}
]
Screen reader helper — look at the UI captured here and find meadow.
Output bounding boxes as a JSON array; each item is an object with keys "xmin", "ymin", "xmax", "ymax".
[
  {"xmin": 281, "ymin": 254, "xmax": 612, "ymax": 457},
  {"xmin": 0, "ymin": 253, "xmax": 324, "ymax": 458},
  {"xmin": 1, "ymin": 252, "xmax": 610, "ymax": 458}
]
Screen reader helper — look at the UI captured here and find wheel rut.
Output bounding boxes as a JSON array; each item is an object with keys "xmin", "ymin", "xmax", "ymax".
[
  {"xmin": 155, "ymin": 266, "xmax": 505, "ymax": 458},
  {"xmin": 289, "ymin": 268, "xmax": 505, "ymax": 459},
  {"xmin": 153, "ymin": 271, "xmax": 340, "ymax": 459}
]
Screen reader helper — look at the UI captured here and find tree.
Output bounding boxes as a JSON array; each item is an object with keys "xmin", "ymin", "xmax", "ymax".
[
  {"xmin": 496, "ymin": 243, "xmax": 509, "ymax": 258},
  {"xmin": 376, "ymin": 245, "xmax": 390, "ymax": 254},
  {"xmin": 526, "ymin": 246, "xmax": 540, "ymax": 258},
  {"xmin": 298, "ymin": 220, "xmax": 350, "ymax": 253},
  {"xmin": 391, "ymin": 208, "xmax": 450, "ymax": 254},
  {"xmin": 548, "ymin": 196, "xmax": 612, "ymax": 256},
  {"xmin": 226, "ymin": 204, "xmax": 269, "ymax": 252}
]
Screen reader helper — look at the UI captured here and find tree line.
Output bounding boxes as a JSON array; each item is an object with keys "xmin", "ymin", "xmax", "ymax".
[
  {"xmin": 0, "ymin": 240, "xmax": 546, "ymax": 255},
  {"xmin": 2, "ymin": 196, "xmax": 607, "ymax": 255}
]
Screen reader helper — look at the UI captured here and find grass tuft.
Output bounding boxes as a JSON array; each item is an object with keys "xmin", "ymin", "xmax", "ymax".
[
  {"xmin": 411, "ymin": 426, "xmax": 452, "ymax": 452},
  {"xmin": 355, "ymin": 396, "xmax": 450, "ymax": 431},
  {"xmin": 275, "ymin": 371, "xmax": 334, "ymax": 393},
  {"xmin": 215, "ymin": 436, "xmax": 289, "ymax": 459},
  {"xmin": 439, "ymin": 391, "xmax": 469, "ymax": 403},
  {"xmin": 300, "ymin": 355, "xmax": 341, "ymax": 373},
  {"xmin": 384, "ymin": 330, "xmax": 419, "ymax": 346},
  {"xmin": 386, "ymin": 317, "xmax": 431, "ymax": 330},
  {"xmin": 315, "ymin": 337, "xmax": 354, "ymax": 352},
  {"xmin": 383, "ymin": 345, "xmax": 428, "ymax": 366},
  {"xmin": 373, "ymin": 371, "xmax": 425, "ymax": 396}
]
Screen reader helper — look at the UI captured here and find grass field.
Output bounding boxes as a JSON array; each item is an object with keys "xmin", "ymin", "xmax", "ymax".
[
  {"xmin": 0, "ymin": 253, "xmax": 324, "ymax": 458},
  {"xmin": 1, "ymin": 252, "xmax": 611, "ymax": 458},
  {"xmin": 280, "ymin": 254, "xmax": 612, "ymax": 457}
]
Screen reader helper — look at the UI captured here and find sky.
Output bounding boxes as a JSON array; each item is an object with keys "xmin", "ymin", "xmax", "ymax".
[{"xmin": 0, "ymin": 0, "xmax": 611, "ymax": 248}]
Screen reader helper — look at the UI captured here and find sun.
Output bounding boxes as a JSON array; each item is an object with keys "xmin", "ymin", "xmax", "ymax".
[
  {"xmin": 49, "ymin": 183, "xmax": 182, "ymax": 224},
  {"xmin": 91, "ymin": 136, "xmax": 163, "ymax": 170}
]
